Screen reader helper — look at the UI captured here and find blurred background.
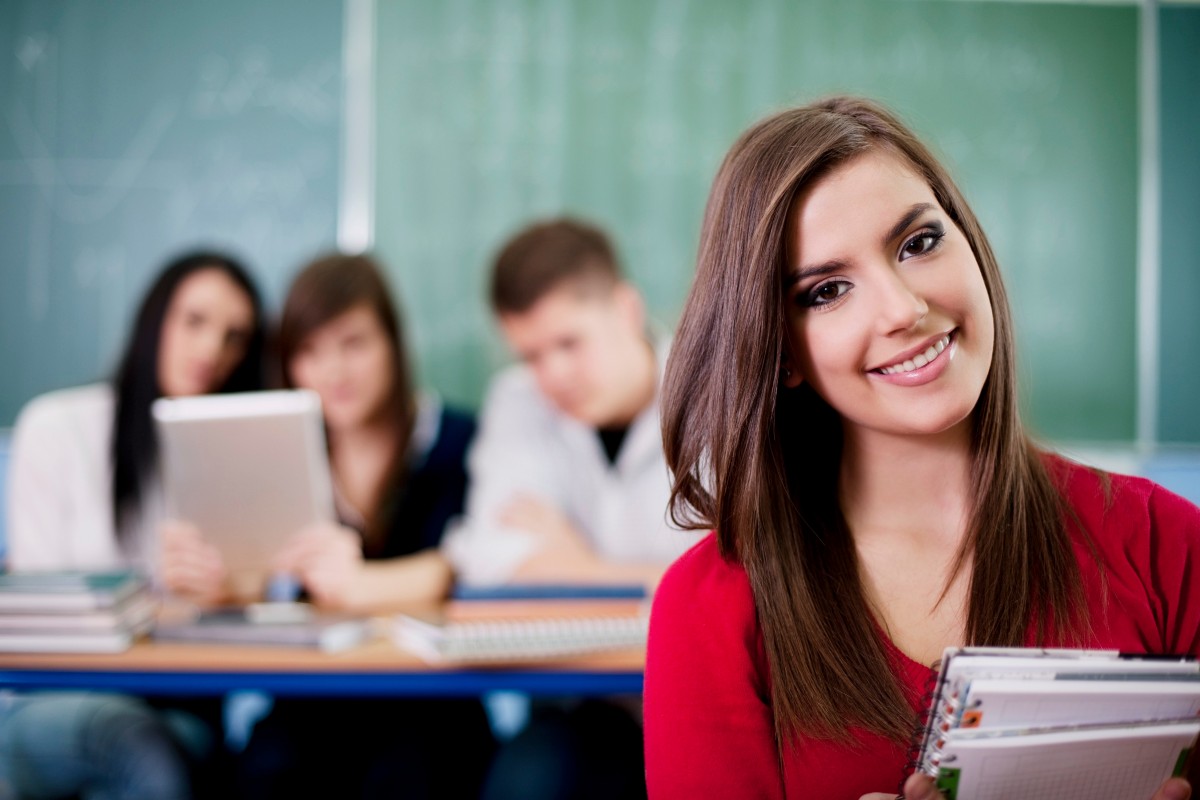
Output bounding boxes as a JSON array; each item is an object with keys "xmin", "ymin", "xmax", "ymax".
[{"xmin": 1, "ymin": 0, "xmax": 1197, "ymax": 448}]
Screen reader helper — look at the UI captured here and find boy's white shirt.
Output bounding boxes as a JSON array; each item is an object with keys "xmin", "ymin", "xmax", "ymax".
[{"xmin": 442, "ymin": 337, "xmax": 695, "ymax": 585}]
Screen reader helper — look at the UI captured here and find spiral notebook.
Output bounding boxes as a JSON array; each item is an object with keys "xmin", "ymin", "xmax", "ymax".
[
  {"xmin": 914, "ymin": 647, "xmax": 1200, "ymax": 800},
  {"xmin": 393, "ymin": 595, "xmax": 649, "ymax": 664}
]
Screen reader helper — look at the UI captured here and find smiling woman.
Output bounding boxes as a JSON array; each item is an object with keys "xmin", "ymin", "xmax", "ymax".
[{"xmin": 643, "ymin": 97, "xmax": 1200, "ymax": 800}]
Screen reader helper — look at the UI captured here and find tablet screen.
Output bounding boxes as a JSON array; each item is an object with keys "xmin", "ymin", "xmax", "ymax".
[{"xmin": 153, "ymin": 389, "xmax": 335, "ymax": 600}]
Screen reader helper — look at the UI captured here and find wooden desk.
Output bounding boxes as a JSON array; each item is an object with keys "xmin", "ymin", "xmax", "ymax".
[{"xmin": 0, "ymin": 636, "xmax": 645, "ymax": 697}]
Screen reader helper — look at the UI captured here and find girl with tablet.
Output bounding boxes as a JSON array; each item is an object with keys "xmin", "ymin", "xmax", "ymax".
[
  {"xmin": 645, "ymin": 97, "xmax": 1200, "ymax": 800},
  {"xmin": 232, "ymin": 253, "xmax": 495, "ymax": 799},
  {"xmin": 5, "ymin": 250, "xmax": 266, "ymax": 798}
]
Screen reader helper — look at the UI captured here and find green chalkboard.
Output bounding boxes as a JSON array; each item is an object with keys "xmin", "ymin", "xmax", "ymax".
[
  {"xmin": 0, "ymin": 0, "xmax": 343, "ymax": 426},
  {"xmin": 374, "ymin": 0, "xmax": 1139, "ymax": 441},
  {"xmin": 1158, "ymin": 5, "xmax": 1200, "ymax": 444}
]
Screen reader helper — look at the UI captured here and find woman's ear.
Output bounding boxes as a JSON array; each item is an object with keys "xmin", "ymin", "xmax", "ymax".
[{"xmin": 780, "ymin": 354, "xmax": 804, "ymax": 389}]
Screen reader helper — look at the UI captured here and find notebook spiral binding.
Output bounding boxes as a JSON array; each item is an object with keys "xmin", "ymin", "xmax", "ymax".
[{"xmin": 897, "ymin": 661, "xmax": 949, "ymax": 796}]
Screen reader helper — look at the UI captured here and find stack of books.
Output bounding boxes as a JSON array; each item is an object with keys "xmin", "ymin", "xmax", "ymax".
[
  {"xmin": 913, "ymin": 647, "xmax": 1200, "ymax": 800},
  {"xmin": 394, "ymin": 583, "xmax": 649, "ymax": 664},
  {"xmin": 0, "ymin": 570, "xmax": 156, "ymax": 653}
]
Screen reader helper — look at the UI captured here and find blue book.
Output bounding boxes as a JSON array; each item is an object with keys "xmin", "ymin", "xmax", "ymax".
[{"xmin": 450, "ymin": 583, "xmax": 646, "ymax": 601}]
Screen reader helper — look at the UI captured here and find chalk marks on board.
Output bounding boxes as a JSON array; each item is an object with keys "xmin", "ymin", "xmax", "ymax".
[
  {"xmin": 6, "ymin": 101, "xmax": 179, "ymax": 224},
  {"xmin": 190, "ymin": 49, "xmax": 339, "ymax": 126},
  {"xmin": 15, "ymin": 34, "xmax": 49, "ymax": 72},
  {"xmin": 4, "ymin": 31, "xmax": 180, "ymax": 318},
  {"xmin": 3, "ymin": 25, "xmax": 340, "ymax": 319}
]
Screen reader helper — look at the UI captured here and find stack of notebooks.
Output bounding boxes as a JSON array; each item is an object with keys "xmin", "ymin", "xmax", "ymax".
[
  {"xmin": 394, "ymin": 584, "xmax": 649, "ymax": 664},
  {"xmin": 0, "ymin": 570, "xmax": 156, "ymax": 653},
  {"xmin": 914, "ymin": 647, "xmax": 1200, "ymax": 800}
]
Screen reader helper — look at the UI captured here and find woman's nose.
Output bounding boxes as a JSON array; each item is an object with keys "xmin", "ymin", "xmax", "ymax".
[{"xmin": 874, "ymin": 267, "xmax": 928, "ymax": 335}]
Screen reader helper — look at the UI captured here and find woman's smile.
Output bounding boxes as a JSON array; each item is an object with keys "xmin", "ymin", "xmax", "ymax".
[{"xmin": 870, "ymin": 330, "xmax": 956, "ymax": 386}]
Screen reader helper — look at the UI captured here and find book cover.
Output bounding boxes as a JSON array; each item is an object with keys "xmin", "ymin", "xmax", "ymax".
[
  {"xmin": 0, "ymin": 571, "xmax": 149, "ymax": 612},
  {"xmin": 933, "ymin": 721, "xmax": 1200, "ymax": 800},
  {"xmin": 0, "ymin": 628, "xmax": 138, "ymax": 654},
  {"xmin": 0, "ymin": 592, "xmax": 158, "ymax": 633}
]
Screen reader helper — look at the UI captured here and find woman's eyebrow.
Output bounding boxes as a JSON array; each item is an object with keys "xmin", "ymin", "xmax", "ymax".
[
  {"xmin": 883, "ymin": 202, "xmax": 935, "ymax": 247},
  {"xmin": 784, "ymin": 260, "xmax": 846, "ymax": 289}
]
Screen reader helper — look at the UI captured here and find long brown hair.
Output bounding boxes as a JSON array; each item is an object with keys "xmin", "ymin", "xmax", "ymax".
[
  {"xmin": 277, "ymin": 253, "xmax": 416, "ymax": 550},
  {"xmin": 661, "ymin": 97, "xmax": 1084, "ymax": 744}
]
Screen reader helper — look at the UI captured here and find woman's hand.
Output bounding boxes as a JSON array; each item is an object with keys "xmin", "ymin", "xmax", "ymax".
[
  {"xmin": 159, "ymin": 519, "xmax": 229, "ymax": 608},
  {"xmin": 859, "ymin": 773, "xmax": 1192, "ymax": 800},
  {"xmin": 273, "ymin": 521, "xmax": 365, "ymax": 610}
]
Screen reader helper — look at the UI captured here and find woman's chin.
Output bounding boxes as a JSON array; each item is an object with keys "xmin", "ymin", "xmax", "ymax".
[{"xmin": 322, "ymin": 404, "xmax": 370, "ymax": 432}]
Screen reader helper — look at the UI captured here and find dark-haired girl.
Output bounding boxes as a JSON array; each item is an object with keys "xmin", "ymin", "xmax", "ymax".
[
  {"xmin": 4, "ymin": 250, "xmax": 265, "ymax": 799},
  {"xmin": 644, "ymin": 97, "xmax": 1200, "ymax": 800}
]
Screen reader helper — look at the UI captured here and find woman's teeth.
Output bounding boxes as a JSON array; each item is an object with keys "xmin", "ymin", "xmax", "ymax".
[{"xmin": 879, "ymin": 334, "xmax": 951, "ymax": 375}]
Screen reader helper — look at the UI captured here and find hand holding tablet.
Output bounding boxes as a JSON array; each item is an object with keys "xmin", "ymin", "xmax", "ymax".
[{"xmin": 153, "ymin": 389, "xmax": 336, "ymax": 602}]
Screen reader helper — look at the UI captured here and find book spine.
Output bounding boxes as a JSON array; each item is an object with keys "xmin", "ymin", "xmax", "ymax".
[
  {"xmin": 920, "ymin": 685, "xmax": 966, "ymax": 775},
  {"xmin": 902, "ymin": 665, "xmax": 953, "ymax": 793}
]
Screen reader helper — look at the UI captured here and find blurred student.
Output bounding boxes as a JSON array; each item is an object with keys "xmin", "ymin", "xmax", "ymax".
[
  {"xmin": 211, "ymin": 253, "xmax": 495, "ymax": 799},
  {"xmin": 443, "ymin": 218, "xmax": 694, "ymax": 800},
  {"xmin": 444, "ymin": 217, "xmax": 690, "ymax": 588},
  {"xmin": 3, "ymin": 250, "xmax": 266, "ymax": 800}
]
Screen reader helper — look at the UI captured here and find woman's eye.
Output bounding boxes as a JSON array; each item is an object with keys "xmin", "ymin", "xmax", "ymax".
[
  {"xmin": 804, "ymin": 280, "xmax": 851, "ymax": 307},
  {"xmin": 902, "ymin": 229, "xmax": 945, "ymax": 258}
]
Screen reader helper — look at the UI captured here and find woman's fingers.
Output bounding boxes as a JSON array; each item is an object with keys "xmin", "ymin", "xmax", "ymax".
[
  {"xmin": 159, "ymin": 521, "xmax": 227, "ymax": 604},
  {"xmin": 900, "ymin": 774, "xmax": 941, "ymax": 800},
  {"xmin": 1153, "ymin": 778, "xmax": 1191, "ymax": 800}
]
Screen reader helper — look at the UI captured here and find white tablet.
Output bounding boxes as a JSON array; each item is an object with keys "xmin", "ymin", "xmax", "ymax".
[{"xmin": 152, "ymin": 389, "xmax": 335, "ymax": 600}]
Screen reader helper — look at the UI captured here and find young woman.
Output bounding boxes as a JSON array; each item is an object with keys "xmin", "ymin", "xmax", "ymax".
[
  {"xmin": 4, "ymin": 250, "xmax": 265, "ymax": 799},
  {"xmin": 233, "ymin": 252, "xmax": 495, "ymax": 799},
  {"xmin": 645, "ymin": 97, "xmax": 1200, "ymax": 800}
]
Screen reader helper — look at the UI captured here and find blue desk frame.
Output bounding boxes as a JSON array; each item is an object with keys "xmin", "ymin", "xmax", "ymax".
[{"xmin": 0, "ymin": 667, "xmax": 644, "ymax": 696}]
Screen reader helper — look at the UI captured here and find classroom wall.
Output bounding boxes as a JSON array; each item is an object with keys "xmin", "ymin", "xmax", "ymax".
[
  {"xmin": 1157, "ymin": 4, "xmax": 1200, "ymax": 443},
  {"xmin": 1, "ymin": 0, "xmax": 1197, "ymax": 446},
  {"xmin": 373, "ymin": 0, "xmax": 1140, "ymax": 442},
  {"xmin": 0, "ymin": 0, "xmax": 343, "ymax": 426}
]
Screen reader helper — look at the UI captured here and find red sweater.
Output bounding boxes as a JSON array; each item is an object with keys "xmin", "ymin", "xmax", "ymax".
[{"xmin": 644, "ymin": 456, "xmax": 1200, "ymax": 799}]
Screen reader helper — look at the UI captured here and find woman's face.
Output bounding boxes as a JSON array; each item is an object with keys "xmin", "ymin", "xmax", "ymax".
[
  {"xmin": 781, "ymin": 150, "xmax": 994, "ymax": 442},
  {"xmin": 288, "ymin": 304, "xmax": 396, "ymax": 432},
  {"xmin": 157, "ymin": 268, "xmax": 256, "ymax": 398}
]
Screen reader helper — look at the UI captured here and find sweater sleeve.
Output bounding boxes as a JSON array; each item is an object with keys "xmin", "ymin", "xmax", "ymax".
[
  {"xmin": 1146, "ymin": 483, "xmax": 1200, "ymax": 656},
  {"xmin": 644, "ymin": 535, "xmax": 785, "ymax": 799},
  {"xmin": 7, "ymin": 395, "xmax": 76, "ymax": 569}
]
